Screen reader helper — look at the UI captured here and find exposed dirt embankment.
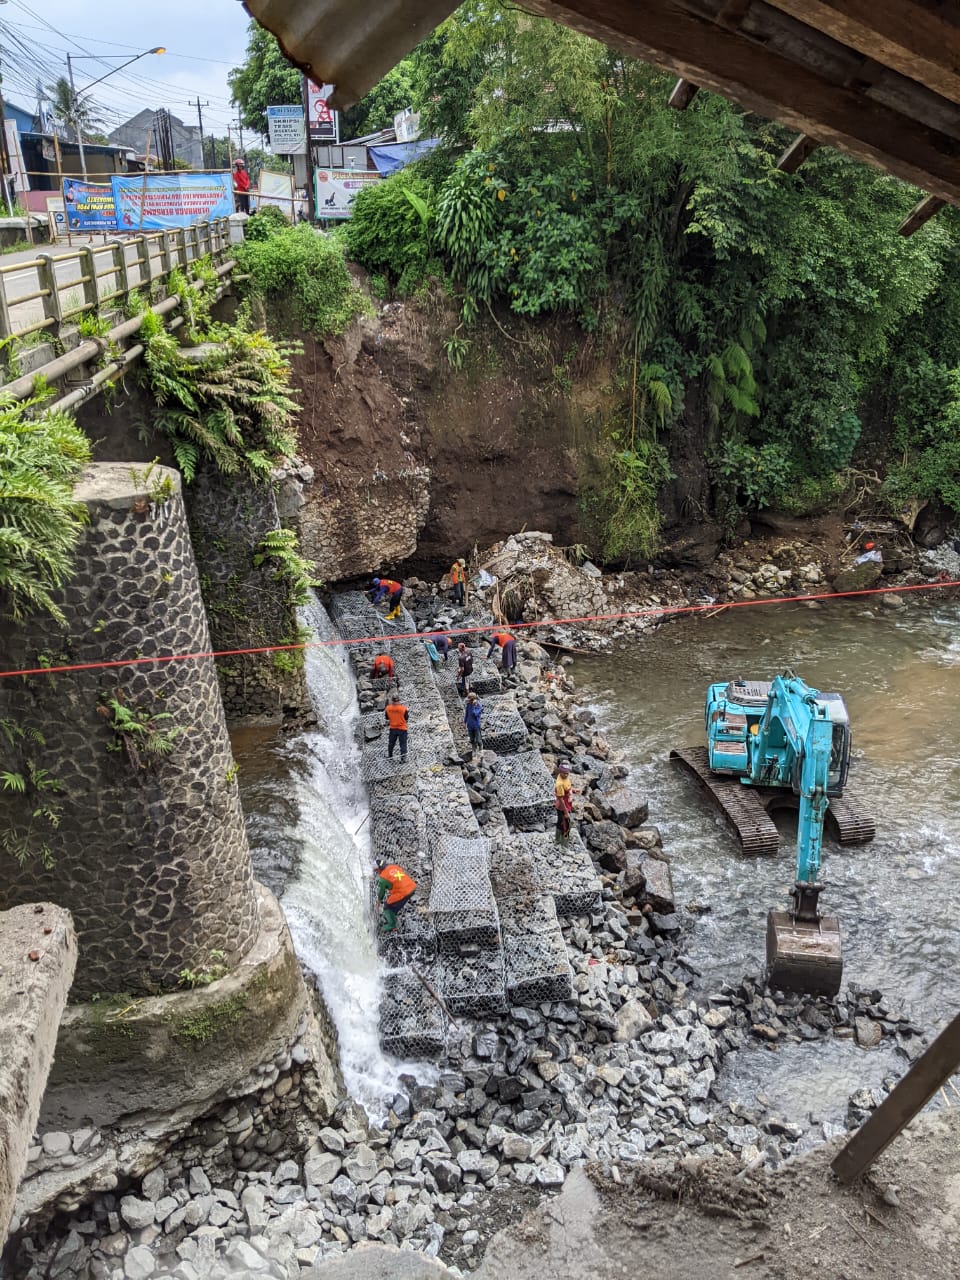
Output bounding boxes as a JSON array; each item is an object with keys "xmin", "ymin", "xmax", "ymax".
[{"xmin": 286, "ymin": 293, "xmax": 617, "ymax": 582}]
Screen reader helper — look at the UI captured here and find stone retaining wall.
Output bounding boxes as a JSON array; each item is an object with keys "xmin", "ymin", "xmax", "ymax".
[{"xmin": 0, "ymin": 463, "xmax": 260, "ymax": 998}]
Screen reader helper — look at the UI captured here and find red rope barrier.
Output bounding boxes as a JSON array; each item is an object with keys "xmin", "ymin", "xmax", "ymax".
[{"xmin": 1, "ymin": 578, "xmax": 958, "ymax": 680}]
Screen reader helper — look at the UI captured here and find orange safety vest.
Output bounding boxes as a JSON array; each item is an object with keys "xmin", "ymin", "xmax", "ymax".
[
  {"xmin": 381, "ymin": 579, "xmax": 401, "ymax": 594},
  {"xmin": 372, "ymin": 655, "xmax": 394, "ymax": 677},
  {"xmin": 451, "ymin": 562, "xmax": 465, "ymax": 584},
  {"xmin": 493, "ymin": 631, "xmax": 514, "ymax": 647},
  {"xmin": 380, "ymin": 864, "xmax": 417, "ymax": 904},
  {"xmin": 385, "ymin": 702, "xmax": 409, "ymax": 730}
]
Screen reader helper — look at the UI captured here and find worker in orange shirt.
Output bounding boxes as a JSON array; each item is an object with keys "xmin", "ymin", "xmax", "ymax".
[
  {"xmin": 450, "ymin": 558, "xmax": 467, "ymax": 606},
  {"xmin": 376, "ymin": 860, "xmax": 417, "ymax": 932},
  {"xmin": 371, "ymin": 653, "xmax": 395, "ymax": 679},
  {"xmin": 370, "ymin": 576, "xmax": 404, "ymax": 620},
  {"xmin": 487, "ymin": 628, "xmax": 517, "ymax": 673},
  {"xmin": 384, "ymin": 693, "xmax": 409, "ymax": 762}
]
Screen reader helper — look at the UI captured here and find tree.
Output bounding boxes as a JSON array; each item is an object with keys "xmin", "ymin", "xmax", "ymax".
[
  {"xmin": 340, "ymin": 63, "xmax": 416, "ymax": 140},
  {"xmin": 228, "ymin": 22, "xmax": 302, "ymax": 135},
  {"xmin": 46, "ymin": 76, "xmax": 104, "ymax": 144}
]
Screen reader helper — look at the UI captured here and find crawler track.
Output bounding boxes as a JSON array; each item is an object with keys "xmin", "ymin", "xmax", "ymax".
[
  {"xmin": 669, "ymin": 746, "xmax": 780, "ymax": 854},
  {"xmin": 825, "ymin": 795, "xmax": 876, "ymax": 845}
]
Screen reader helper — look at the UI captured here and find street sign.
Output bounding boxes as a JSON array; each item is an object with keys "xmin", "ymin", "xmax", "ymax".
[
  {"xmin": 266, "ymin": 105, "xmax": 306, "ymax": 155},
  {"xmin": 314, "ymin": 169, "xmax": 379, "ymax": 218},
  {"xmin": 306, "ymin": 80, "xmax": 339, "ymax": 143}
]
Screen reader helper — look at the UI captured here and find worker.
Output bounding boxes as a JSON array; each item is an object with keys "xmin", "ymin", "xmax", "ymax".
[
  {"xmin": 233, "ymin": 158, "xmax": 251, "ymax": 214},
  {"xmin": 371, "ymin": 653, "xmax": 395, "ymax": 679},
  {"xmin": 369, "ymin": 576, "xmax": 404, "ymax": 620},
  {"xmin": 423, "ymin": 637, "xmax": 441, "ymax": 671},
  {"xmin": 384, "ymin": 693, "xmax": 409, "ymax": 762},
  {"xmin": 433, "ymin": 634, "xmax": 450, "ymax": 663},
  {"xmin": 464, "ymin": 692, "xmax": 484, "ymax": 756},
  {"xmin": 456, "ymin": 643, "xmax": 474, "ymax": 698},
  {"xmin": 450, "ymin": 558, "xmax": 467, "ymax": 606},
  {"xmin": 376, "ymin": 860, "xmax": 417, "ymax": 932},
  {"xmin": 554, "ymin": 760, "xmax": 573, "ymax": 844},
  {"xmin": 487, "ymin": 629, "xmax": 517, "ymax": 673}
]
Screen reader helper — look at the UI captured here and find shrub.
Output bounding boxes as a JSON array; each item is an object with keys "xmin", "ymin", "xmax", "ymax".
[
  {"xmin": 244, "ymin": 205, "xmax": 289, "ymax": 241},
  {"xmin": 345, "ymin": 172, "xmax": 438, "ymax": 295},
  {"xmin": 233, "ymin": 224, "xmax": 367, "ymax": 337}
]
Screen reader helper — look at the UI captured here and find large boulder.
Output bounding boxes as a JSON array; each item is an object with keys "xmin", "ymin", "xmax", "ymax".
[
  {"xmin": 602, "ymin": 782, "xmax": 649, "ymax": 829},
  {"xmin": 831, "ymin": 561, "xmax": 882, "ymax": 594}
]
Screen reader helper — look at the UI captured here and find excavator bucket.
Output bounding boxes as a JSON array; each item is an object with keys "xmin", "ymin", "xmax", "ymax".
[{"xmin": 766, "ymin": 909, "xmax": 842, "ymax": 997}]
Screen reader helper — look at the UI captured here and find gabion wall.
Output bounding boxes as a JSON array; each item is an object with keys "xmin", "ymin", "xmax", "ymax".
[{"xmin": 0, "ymin": 464, "xmax": 260, "ymax": 998}]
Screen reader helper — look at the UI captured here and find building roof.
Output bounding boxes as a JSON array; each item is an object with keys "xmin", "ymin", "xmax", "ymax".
[{"xmin": 242, "ymin": 0, "xmax": 960, "ymax": 210}]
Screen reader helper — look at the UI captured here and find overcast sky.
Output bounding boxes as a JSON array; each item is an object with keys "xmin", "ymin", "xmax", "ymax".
[{"xmin": 1, "ymin": 0, "xmax": 257, "ymax": 140}]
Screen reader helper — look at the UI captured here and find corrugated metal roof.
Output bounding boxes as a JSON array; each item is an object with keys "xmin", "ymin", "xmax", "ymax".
[{"xmin": 242, "ymin": 0, "xmax": 458, "ymax": 108}]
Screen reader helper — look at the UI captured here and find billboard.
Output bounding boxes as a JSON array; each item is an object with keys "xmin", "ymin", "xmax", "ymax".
[
  {"xmin": 266, "ymin": 105, "xmax": 306, "ymax": 155},
  {"xmin": 314, "ymin": 168, "xmax": 379, "ymax": 218},
  {"xmin": 257, "ymin": 171, "xmax": 295, "ymax": 219},
  {"xmin": 306, "ymin": 80, "xmax": 338, "ymax": 143},
  {"xmin": 62, "ymin": 178, "xmax": 117, "ymax": 232},
  {"xmin": 112, "ymin": 173, "xmax": 234, "ymax": 231}
]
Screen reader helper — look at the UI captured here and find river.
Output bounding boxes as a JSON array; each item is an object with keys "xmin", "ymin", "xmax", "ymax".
[{"xmin": 572, "ymin": 596, "xmax": 960, "ymax": 1124}]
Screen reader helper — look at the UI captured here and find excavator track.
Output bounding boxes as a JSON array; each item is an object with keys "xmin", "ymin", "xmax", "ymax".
[
  {"xmin": 825, "ymin": 795, "xmax": 876, "ymax": 845},
  {"xmin": 669, "ymin": 746, "xmax": 781, "ymax": 855}
]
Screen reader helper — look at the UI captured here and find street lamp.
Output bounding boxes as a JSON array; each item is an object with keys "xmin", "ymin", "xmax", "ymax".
[{"xmin": 65, "ymin": 48, "xmax": 165, "ymax": 180}]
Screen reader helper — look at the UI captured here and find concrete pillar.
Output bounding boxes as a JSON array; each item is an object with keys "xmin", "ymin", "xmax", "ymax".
[{"xmin": 0, "ymin": 463, "xmax": 260, "ymax": 998}]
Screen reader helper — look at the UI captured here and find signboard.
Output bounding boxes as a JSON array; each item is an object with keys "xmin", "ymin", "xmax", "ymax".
[
  {"xmin": 257, "ymin": 171, "xmax": 295, "ymax": 219},
  {"xmin": 314, "ymin": 168, "xmax": 379, "ymax": 219},
  {"xmin": 306, "ymin": 80, "xmax": 338, "ymax": 143},
  {"xmin": 266, "ymin": 105, "xmax": 306, "ymax": 155},
  {"xmin": 393, "ymin": 108, "xmax": 421, "ymax": 143},
  {"xmin": 62, "ymin": 178, "xmax": 117, "ymax": 231},
  {"xmin": 112, "ymin": 172, "xmax": 233, "ymax": 231},
  {"xmin": 46, "ymin": 196, "xmax": 66, "ymax": 241}
]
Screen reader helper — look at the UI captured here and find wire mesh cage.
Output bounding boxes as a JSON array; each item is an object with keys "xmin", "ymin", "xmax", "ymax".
[
  {"xmin": 437, "ymin": 941, "xmax": 508, "ymax": 1017},
  {"xmin": 379, "ymin": 967, "xmax": 446, "ymax": 1059},
  {"xmin": 467, "ymin": 658, "xmax": 505, "ymax": 697},
  {"xmin": 505, "ymin": 830, "xmax": 603, "ymax": 917},
  {"xmin": 475, "ymin": 695, "xmax": 529, "ymax": 755},
  {"xmin": 429, "ymin": 835, "xmax": 499, "ymax": 946},
  {"xmin": 500, "ymin": 894, "xmax": 573, "ymax": 1005},
  {"xmin": 492, "ymin": 751, "xmax": 556, "ymax": 826}
]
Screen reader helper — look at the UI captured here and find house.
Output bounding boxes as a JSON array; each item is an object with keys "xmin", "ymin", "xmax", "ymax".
[{"xmin": 109, "ymin": 109, "xmax": 202, "ymax": 170}]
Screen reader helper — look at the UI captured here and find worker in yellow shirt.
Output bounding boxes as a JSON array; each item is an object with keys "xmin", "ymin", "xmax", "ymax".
[{"xmin": 554, "ymin": 760, "xmax": 573, "ymax": 844}]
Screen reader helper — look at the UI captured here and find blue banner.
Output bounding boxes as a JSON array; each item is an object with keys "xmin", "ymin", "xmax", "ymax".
[
  {"xmin": 62, "ymin": 178, "xmax": 117, "ymax": 231},
  {"xmin": 111, "ymin": 172, "xmax": 233, "ymax": 231}
]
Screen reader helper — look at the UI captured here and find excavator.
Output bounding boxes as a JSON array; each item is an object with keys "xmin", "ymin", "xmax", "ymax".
[{"xmin": 671, "ymin": 673, "xmax": 875, "ymax": 996}]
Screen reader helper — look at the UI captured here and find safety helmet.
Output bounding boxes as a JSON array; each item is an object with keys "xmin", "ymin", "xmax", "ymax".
[
  {"xmin": 458, "ymin": 558, "xmax": 465, "ymax": 566},
  {"xmin": 372, "ymin": 577, "xmax": 381, "ymax": 585}
]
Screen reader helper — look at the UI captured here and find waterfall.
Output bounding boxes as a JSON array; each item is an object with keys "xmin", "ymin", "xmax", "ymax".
[{"xmin": 280, "ymin": 595, "xmax": 434, "ymax": 1115}]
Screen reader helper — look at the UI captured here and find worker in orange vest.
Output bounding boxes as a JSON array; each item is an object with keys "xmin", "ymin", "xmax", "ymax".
[
  {"xmin": 487, "ymin": 629, "xmax": 517, "ymax": 673},
  {"xmin": 376, "ymin": 860, "xmax": 417, "ymax": 931},
  {"xmin": 384, "ymin": 693, "xmax": 409, "ymax": 762},
  {"xmin": 371, "ymin": 653, "xmax": 395, "ymax": 679},
  {"xmin": 450, "ymin": 558, "xmax": 467, "ymax": 606},
  {"xmin": 369, "ymin": 576, "xmax": 404, "ymax": 620}
]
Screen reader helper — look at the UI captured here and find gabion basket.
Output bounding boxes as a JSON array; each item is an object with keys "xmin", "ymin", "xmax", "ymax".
[
  {"xmin": 379, "ymin": 968, "xmax": 445, "ymax": 1059},
  {"xmin": 507, "ymin": 830, "xmax": 603, "ymax": 917},
  {"xmin": 437, "ymin": 942, "xmax": 508, "ymax": 1017},
  {"xmin": 429, "ymin": 835, "xmax": 499, "ymax": 946},
  {"xmin": 493, "ymin": 751, "xmax": 556, "ymax": 826},
  {"xmin": 500, "ymin": 894, "xmax": 573, "ymax": 1005}
]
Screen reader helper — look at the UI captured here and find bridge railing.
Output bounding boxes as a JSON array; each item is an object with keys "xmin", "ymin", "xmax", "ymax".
[{"xmin": 0, "ymin": 218, "xmax": 234, "ymax": 345}]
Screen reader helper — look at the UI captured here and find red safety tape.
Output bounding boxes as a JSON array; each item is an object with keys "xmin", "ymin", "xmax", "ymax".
[{"xmin": 1, "ymin": 577, "xmax": 958, "ymax": 680}]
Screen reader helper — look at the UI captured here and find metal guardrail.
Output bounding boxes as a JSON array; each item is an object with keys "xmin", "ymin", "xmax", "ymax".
[{"xmin": 0, "ymin": 217, "xmax": 233, "ymax": 344}]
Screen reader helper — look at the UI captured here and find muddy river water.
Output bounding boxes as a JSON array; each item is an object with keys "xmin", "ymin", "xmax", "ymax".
[{"xmin": 573, "ymin": 596, "xmax": 960, "ymax": 1123}]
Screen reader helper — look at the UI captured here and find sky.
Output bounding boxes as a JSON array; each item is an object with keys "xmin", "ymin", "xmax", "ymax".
[{"xmin": 0, "ymin": 0, "xmax": 256, "ymax": 141}]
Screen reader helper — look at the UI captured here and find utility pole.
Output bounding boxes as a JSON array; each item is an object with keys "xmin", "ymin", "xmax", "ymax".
[
  {"xmin": 66, "ymin": 53, "xmax": 88, "ymax": 180},
  {"xmin": 236, "ymin": 106, "xmax": 244, "ymax": 158},
  {"xmin": 190, "ymin": 96, "xmax": 209, "ymax": 169}
]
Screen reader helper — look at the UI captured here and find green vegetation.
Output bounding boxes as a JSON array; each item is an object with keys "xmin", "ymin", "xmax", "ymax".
[
  {"xmin": 139, "ymin": 306, "xmax": 298, "ymax": 483},
  {"xmin": 179, "ymin": 949, "xmax": 228, "ymax": 989},
  {"xmin": 176, "ymin": 992, "xmax": 247, "ymax": 1044},
  {"xmin": 0, "ymin": 388, "xmax": 91, "ymax": 623},
  {"xmin": 243, "ymin": 205, "xmax": 289, "ymax": 242},
  {"xmin": 253, "ymin": 527, "xmax": 319, "ymax": 606},
  {"xmin": 100, "ymin": 693, "xmax": 186, "ymax": 770},
  {"xmin": 0, "ymin": 718, "xmax": 62, "ymax": 868},
  {"xmin": 346, "ymin": 173, "xmax": 442, "ymax": 297},
  {"xmin": 233, "ymin": 222, "xmax": 368, "ymax": 338}
]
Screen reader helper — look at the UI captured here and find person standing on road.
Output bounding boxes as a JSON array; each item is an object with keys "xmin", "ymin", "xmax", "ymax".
[
  {"xmin": 233, "ymin": 158, "xmax": 251, "ymax": 214},
  {"xmin": 385, "ymin": 694, "xmax": 409, "ymax": 762},
  {"xmin": 450, "ymin": 558, "xmax": 467, "ymax": 606},
  {"xmin": 554, "ymin": 760, "xmax": 573, "ymax": 844},
  {"xmin": 488, "ymin": 629, "xmax": 517, "ymax": 673},
  {"xmin": 456, "ymin": 643, "xmax": 474, "ymax": 698},
  {"xmin": 464, "ymin": 692, "xmax": 484, "ymax": 757},
  {"xmin": 376, "ymin": 860, "xmax": 417, "ymax": 932}
]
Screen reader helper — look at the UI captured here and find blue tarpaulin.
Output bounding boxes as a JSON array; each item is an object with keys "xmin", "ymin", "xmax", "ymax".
[{"xmin": 367, "ymin": 138, "xmax": 441, "ymax": 176}]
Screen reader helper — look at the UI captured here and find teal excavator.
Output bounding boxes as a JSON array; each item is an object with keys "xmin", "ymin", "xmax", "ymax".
[{"xmin": 671, "ymin": 673, "xmax": 875, "ymax": 996}]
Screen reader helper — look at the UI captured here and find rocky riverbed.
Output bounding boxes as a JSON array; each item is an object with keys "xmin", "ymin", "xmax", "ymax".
[{"xmin": 3, "ymin": 575, "xmax": 939, "ymax": 1280}]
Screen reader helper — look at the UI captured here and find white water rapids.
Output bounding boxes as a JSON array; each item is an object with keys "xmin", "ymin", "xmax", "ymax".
[{"xmin": 275, "ymin": 597, "xmax": 435, "ymax": 1115}]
